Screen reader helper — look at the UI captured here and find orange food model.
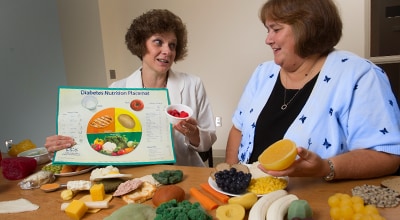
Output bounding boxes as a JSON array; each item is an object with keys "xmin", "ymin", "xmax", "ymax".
[
  {"xmin": 189, "ymin": 187, "xmax": 219, "ymax": 211},
  {"xmin": 61, "ymin": 165, "xmax": 77, "ymax": 173},
  {"xmin": 258, "ymin": 139, "xmax": 297, "ymax": 171},
  {"xmin": 200, "ymin": 183, "xmax": 229, "ymax": 203},
  {"xmin": 65, "ymin": 200, "xmax": 88, "ymax": 220},
  {"xmin": 40, "ymin": 183, "xmax": 61, "ymax": 192}
]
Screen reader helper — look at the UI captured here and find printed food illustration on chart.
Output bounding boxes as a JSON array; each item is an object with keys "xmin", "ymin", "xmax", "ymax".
[
  {"xmin": 86, "ymin": 106, "xmax": 143, "ymax": 157},
  {"xmin": 55, "ymin": 87, "xmax": 174, "ymax": 165}
]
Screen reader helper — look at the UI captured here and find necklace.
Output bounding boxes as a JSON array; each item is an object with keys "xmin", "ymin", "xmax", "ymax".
[
  {"xmin": 141, "ymin": 70, "xmax": 168, "ymax": 88},
  {"xmin": 281, "ymin": 59, "xmax": 319, "ymax": 110},
  {"xmin": 142, "ymin": 80, "xmax": 167, "ymax": 88},
  {"xmin": 281, "ymin": 88, "xmax": 301, "ymax": 110}
]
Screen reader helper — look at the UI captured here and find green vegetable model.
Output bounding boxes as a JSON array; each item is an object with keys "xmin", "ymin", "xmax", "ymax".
[
  {"xmin": 152, "ymin": 170, "xmax": 183, "ymax": 184},
  {"xmin": 42, "ymin": 164, "xmax": 63, "ymax": 174},
  {"xmin": 104, "ymin": 203, "xmax": 156, "ymax": 220},
  {"xmin": 155, "ymin": 199, "xmax": 212, "ymax": 220}
]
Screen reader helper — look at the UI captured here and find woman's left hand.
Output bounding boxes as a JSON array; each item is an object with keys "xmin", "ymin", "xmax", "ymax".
[
  {"xmin": 174, "ymin": 118, "xmax": 200, "ymax": 146},
  {"xmin": 258, "ymin": 147, "xmax": 327, "ymax": 177}
]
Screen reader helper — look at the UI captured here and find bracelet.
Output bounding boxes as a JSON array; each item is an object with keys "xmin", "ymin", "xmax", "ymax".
[{"xmin": 323, "ymin": 159, "xmax": 335, "ymax": 181}]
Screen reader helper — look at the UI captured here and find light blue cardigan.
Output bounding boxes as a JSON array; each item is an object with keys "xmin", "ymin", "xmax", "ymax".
[{"xmin": 233, "ymin": 50, "xmax": 400, "ymax": 163}]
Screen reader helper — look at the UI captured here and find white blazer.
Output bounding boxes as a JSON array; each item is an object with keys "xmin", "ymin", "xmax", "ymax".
[{"xmin": 110, "ymin": 68, "xmax": 217, "ymax": 167}]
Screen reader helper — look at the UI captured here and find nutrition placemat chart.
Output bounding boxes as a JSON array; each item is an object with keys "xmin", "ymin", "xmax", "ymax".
[{"xmin": 53, "ymin": 87, "xmax": 175, "ymax": 166}]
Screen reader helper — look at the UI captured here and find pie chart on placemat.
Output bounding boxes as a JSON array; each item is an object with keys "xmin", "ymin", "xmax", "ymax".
[{"xmin": 86, "ymin": 107, "xmax": 142, "ymax": 156}]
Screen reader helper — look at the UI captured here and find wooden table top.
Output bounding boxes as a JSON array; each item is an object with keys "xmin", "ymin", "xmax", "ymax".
[{"xmin": 0, "ymin": 159, "xmax": 399, "ymax": 219}]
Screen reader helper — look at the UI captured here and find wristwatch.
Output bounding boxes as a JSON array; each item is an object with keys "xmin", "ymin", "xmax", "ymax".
[{"xmin": 324, "ymin": 159, "xmax": 335, "ymax": 181}]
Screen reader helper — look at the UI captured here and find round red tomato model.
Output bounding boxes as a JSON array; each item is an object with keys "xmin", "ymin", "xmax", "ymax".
[{"xmin": 130, "ymin": 99, "xmax": 144, "ymax": 111}]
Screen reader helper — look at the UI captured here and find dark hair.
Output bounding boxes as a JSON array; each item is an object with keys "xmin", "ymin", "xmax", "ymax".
[
  {"xmin": 260, "ymin": 0, "xmax": 342, "ymax": 58},
  {"xmin": 125, "ymin": 9, "xmax": 188, "ymax": 62}
]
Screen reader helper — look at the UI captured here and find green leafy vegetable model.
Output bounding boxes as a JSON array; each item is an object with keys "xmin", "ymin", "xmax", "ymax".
[
  {"xmin": 155, "ymin": 199, "xmax": 212, "ymax": 220},
  {"xmin": 152, "ymin": 170, "xmax": 183, "ymax": 184}
]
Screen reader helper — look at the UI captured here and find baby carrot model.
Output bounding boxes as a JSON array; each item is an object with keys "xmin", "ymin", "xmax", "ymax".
[{"xmin": 189, "ymin": 187, "xmax": 219, "ymax": 210}]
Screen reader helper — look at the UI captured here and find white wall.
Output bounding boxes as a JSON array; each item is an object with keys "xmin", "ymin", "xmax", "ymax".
[
  {"xmin": 57, "ymin": 0, "xmax": 108, "ymax": 87},
  {"xmin": 94, "ymin": 0, "xmax": 368, "ymax": 156},
  {"xmin": 0, "ymin": 0, "xmax": 367, "ymax": 155}
]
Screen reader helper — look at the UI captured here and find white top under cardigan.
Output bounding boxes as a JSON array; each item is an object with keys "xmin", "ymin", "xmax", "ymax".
[
  {"xmin": 110, "ymin": 68, "xmax": 217, "ymax": 167},
  {"xmin": 233, "ymin": 50, "xmax": 400, "ymax": 163}
]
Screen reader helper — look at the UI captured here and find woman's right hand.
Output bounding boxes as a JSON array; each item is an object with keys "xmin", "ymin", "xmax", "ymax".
[
  {"xmin": 258, "ymin": 147, "xmax": 328, "ymax": 178},
  {"xmin": 44, "ymin": 135, "xmax": 75, "ymax": 157}
]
